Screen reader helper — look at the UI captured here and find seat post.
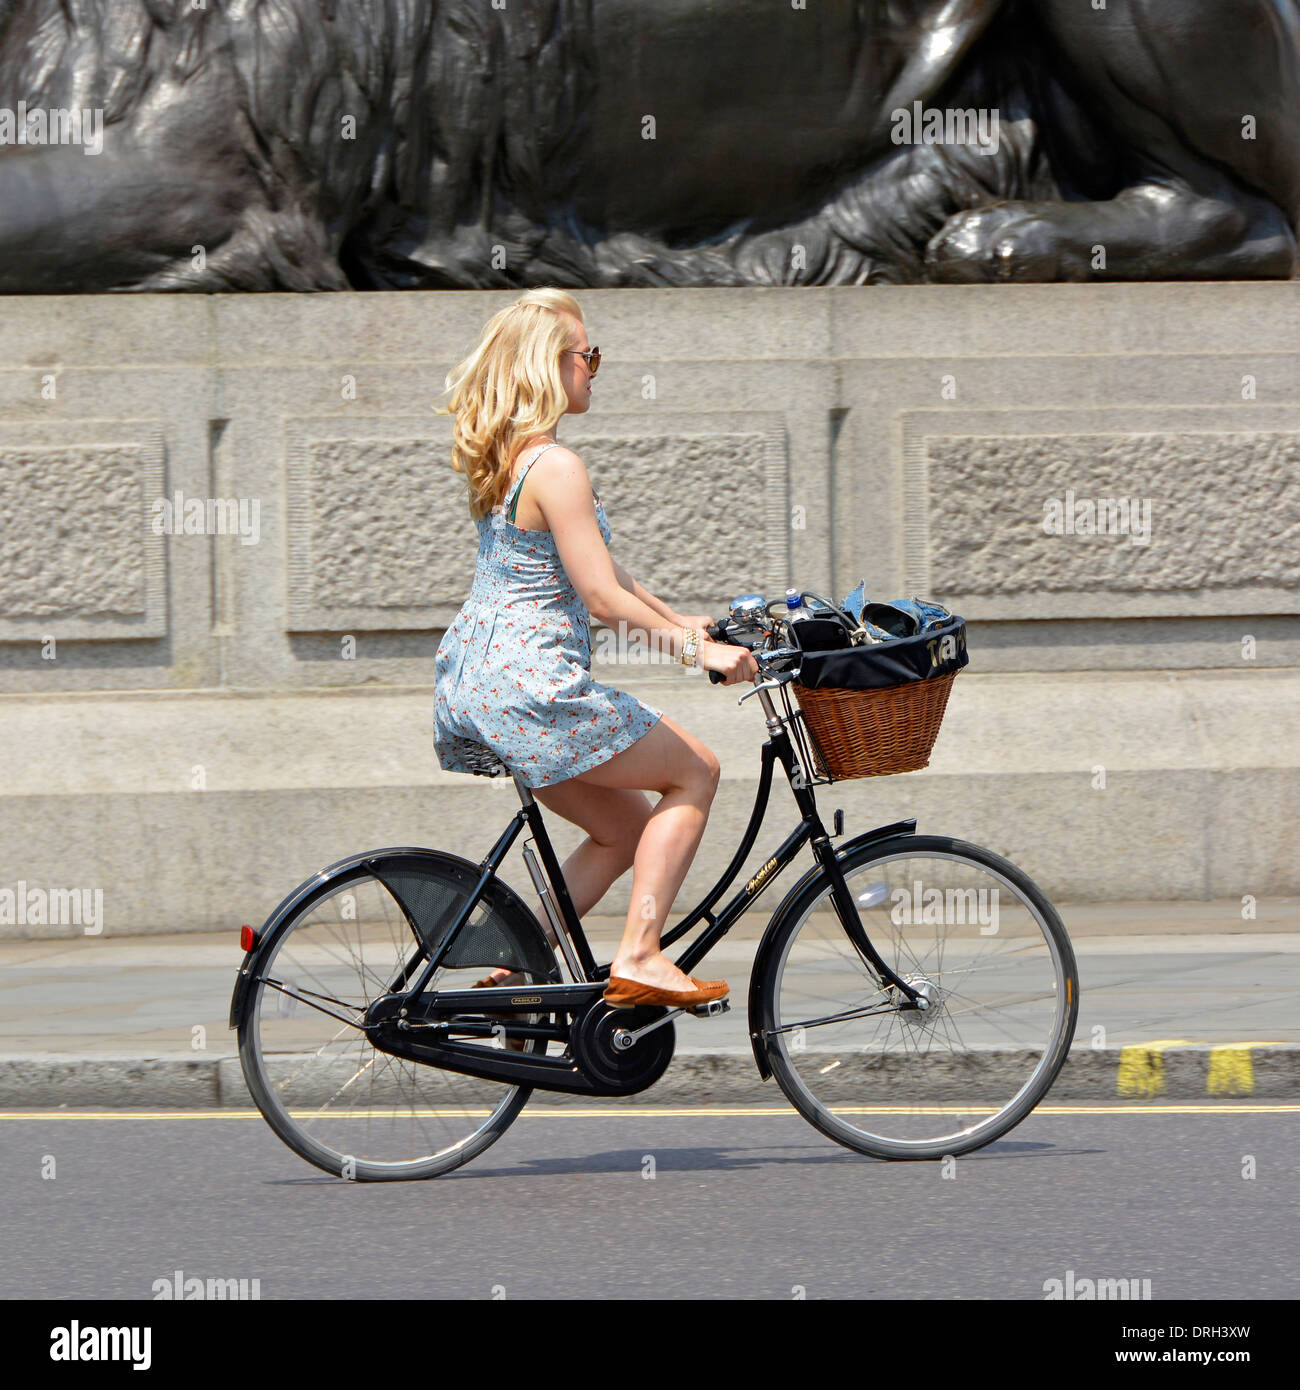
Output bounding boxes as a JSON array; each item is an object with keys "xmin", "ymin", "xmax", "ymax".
[{"xmin": 510, "ymin": 771, "xmax": 590, "ymax": 980}]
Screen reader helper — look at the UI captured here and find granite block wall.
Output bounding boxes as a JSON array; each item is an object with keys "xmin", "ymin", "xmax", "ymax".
[{"xmin": 1, "ymin": 287, "xmax": 1295, "ymax": 934}]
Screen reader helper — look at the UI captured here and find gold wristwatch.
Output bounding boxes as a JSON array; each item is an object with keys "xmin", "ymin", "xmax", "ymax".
[{"xmin": 680, "ymin": 627, "xmax": 700, "ymax": 667}]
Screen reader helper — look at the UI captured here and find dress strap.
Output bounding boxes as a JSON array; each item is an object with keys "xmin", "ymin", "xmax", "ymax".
[{"xmin": 505, "ymin": 441, "xmax": 560, "ymax": 522}]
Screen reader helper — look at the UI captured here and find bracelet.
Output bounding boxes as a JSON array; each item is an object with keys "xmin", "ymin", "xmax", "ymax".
[{"xmin": 679, "ymin": 626, "xmax": 699, "ymax": 667}]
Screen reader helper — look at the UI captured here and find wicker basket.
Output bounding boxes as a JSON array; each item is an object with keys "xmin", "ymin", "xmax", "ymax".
[{"xmin": 793, "ymin": 669, "xmax": 960, "ymax": 779}]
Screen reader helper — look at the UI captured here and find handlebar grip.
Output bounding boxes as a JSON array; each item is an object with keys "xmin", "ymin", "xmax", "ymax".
[{"xmin": 705, "ymin": 623, "xmax": 726, "ymax": 682}]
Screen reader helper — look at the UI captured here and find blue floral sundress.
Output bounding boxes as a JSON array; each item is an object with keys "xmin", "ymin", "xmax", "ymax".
[{"xmin": 434, "ymin": 442, "xmax": 664, "ymax": 788}]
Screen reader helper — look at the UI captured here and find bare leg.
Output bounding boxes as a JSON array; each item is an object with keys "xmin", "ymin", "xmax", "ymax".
[
  {"xmin": 524, "ymin": 715, "xmax": 722, "ymax": 992},
  {"xmin": 474, "ymin": 781, "xmax": 655, "ymax": 981},
  {"xmin": 478, "ymin": 820, "xmax": 648, "ymax": 981},
  {"xmin": 606, "ymin": 778, "xmax": 717, "ymax": 989}
]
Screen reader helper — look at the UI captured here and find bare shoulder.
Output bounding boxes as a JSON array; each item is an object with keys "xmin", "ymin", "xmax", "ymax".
[
  {"xmin": 529, "ymin": 445, "xmax": 592, "ymax": 506},
  {"xmin": 533, "ymin": 443, "xmax": 586, "ymax": 478}
]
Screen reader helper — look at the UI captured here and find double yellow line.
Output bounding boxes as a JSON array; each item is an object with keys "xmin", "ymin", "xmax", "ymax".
[{"xmin": 1, "ymin": 1103, "xmax": 1298, "ymax": 1121}]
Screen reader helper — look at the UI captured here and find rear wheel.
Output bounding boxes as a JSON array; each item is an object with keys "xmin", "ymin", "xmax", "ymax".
[
  {"xmin": 237, "ymin": 852, "xmax": 559, "ymax": 1180},
  {"xmin": 758, "ymin": 835, "xmax": 1078, "ymax": 1159}
]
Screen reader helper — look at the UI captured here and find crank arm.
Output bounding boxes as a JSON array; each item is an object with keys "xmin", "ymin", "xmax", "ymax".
[{"xmin": 611, "ymin": 997, "xmax": 729, "ymax": 1050}]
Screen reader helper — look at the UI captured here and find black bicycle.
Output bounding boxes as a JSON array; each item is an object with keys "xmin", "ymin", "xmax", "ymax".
[{"xmin": 231, "ymin": 596, "xmax": 1079, "ymax": 1179}]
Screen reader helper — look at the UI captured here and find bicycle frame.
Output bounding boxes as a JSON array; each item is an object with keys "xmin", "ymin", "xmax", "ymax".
[
  {"xmin": 232, "ymin": 668, "xmax": 1084, "ymax": 1165},
  {"xmin": 233, "ymin": 615, "xmax": 1082, "ymax": 1167},
  {"xmin": 369, "ymin": 681, "xmax": 923, "ymax": 1034}
]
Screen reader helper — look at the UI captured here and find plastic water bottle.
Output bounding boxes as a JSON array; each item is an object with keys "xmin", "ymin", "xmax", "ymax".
[{"xmin": 785, "ymin": 588, "xmax": 812, "ymax": 627}]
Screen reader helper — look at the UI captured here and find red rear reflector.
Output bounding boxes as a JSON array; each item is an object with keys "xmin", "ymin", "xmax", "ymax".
[{"xmin": 240, "ymin": 925, "xmax": 257, "ymax": 952}]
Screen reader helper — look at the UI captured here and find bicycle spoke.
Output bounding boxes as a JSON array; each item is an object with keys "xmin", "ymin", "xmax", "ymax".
[
  {"xmin": 239, "ymin": 861, "xmax": 557, "ymax": 1179},
  {"xmin": 258, "ymin": 977, "xmax": 368, "ymax": 1028},
  {"xmin": 769, "ymin": 1000, "xmax": 899, "ymax": 1035},
  {"xmin": 764, "ymin": 840, "xmax": 1076, "ymax": 1157}
]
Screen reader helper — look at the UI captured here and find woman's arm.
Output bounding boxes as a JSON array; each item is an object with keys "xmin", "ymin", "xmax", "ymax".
[
  {"xmin": 608, "ymin": 556, "xmax": 683, "ymax": 625},
  {"xmin": 530, "ymin": 447, "xmax": 735, "ymax": 672},
  {"xmin": 530, "ymin": 448, "xmax": 693, "ymax": 657}
]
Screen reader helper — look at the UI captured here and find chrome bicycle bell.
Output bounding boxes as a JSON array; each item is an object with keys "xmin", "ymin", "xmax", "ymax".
[{"xmin": 728, "ymin": 594, "xmax": 772, "ymax": 632}]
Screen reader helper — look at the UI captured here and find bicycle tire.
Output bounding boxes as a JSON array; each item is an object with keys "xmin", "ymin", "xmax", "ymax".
[
  {"xmin": 237, "ymin": 851, "xmax": 560, "ymax": 1181},
  {"xmin": 757, "ymin": 834, "xmax": 1079, "ymax": 1160}
]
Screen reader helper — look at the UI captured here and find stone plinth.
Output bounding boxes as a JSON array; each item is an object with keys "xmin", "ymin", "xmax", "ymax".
[{"xmin": 0, "ymin": 287, "xmax": 1296, "ymax": 933}]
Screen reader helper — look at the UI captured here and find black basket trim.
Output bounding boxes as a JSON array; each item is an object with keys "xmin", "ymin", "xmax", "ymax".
[{"xmin": 794, "ymin": 616, "xmax": 969, "ymax": 691}]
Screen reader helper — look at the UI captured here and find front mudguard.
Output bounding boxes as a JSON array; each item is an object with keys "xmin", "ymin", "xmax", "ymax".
[{"xmin": 746, "ymin": 820, "xmax": 916, "ymax": 1081}]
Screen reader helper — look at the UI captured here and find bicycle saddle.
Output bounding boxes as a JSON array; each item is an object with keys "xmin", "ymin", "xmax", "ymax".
[{"xmin": 461, "ymin": 742, "xmax": 510, "ymax": 778}]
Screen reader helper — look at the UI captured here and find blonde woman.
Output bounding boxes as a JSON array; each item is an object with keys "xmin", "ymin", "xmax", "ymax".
[{"xmin": 434, "ymin": 288, "xmax": 758, "ymax": 1009}]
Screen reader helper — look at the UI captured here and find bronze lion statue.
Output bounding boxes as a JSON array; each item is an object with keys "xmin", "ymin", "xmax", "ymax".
[{"xmin": 0, "ymin": 0, "xmax": 1294, "ymax": 290}]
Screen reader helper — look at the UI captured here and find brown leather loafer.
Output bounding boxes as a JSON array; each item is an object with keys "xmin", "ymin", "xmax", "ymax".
[{"xmin": 602, "ymin": 975, "xmax": 730, "ymax": 1010}]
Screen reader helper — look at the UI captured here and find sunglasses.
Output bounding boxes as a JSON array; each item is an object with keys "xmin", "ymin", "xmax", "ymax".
[{"xmin": 567, "ymin": 346, "xmax": 600, "ymax": 376}]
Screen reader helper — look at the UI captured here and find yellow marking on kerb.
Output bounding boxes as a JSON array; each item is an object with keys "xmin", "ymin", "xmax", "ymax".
[
  {"xmin": 1206, "ymin": 1041, "xmax": 1290, "ymax": 1097},
  {"xmin": 1116, "ymin": 1039, "xmax": 1201, "ymax": 1098}
]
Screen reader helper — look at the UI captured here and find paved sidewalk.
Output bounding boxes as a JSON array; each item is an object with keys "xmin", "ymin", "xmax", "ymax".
[{"xmin": 1, "ymin": 900, "xmax": 1295, "ymax": 1106}]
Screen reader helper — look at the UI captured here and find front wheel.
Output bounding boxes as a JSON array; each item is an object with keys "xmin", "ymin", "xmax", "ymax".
[{"xmin": 756, "ymin": 835, "xmax": 1079, "ymax": 1159}]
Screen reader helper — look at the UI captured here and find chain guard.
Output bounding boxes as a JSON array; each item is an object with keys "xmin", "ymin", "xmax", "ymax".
[{"xmin": 570, "ymin": 1001, "xmax": 675, "ymax": 1095}]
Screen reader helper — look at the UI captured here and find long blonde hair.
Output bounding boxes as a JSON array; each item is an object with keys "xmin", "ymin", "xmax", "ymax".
[{"xmin": 437, "ymin": 288, "xmax": 584, "ymax": 521}]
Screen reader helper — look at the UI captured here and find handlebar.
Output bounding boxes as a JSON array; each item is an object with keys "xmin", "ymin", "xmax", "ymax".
[{"xmin": 704, "ymin": 620, "xmax": 801, "ymax": 686}]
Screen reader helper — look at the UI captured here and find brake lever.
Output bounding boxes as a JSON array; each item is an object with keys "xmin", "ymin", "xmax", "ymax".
[
  {"xmin": 736, "ymin": 645, "xmax": 802, "ymax": 700},
  {"xmin": 738, "ymin": 678, "xmax": 786, "ymax": 704}
]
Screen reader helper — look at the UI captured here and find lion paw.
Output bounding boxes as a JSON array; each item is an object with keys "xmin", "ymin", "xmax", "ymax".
[{"xmin": 926, "ymin": 203, "xmax": 1076, "ymax": 283}]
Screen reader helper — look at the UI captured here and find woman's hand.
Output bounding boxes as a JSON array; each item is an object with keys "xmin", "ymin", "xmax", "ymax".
[
  {"xmin": 696, "ymin": 639, "xmax": 760, "ymax": 686},
  {"xmin": 676, "ymin": 614, "xmax": 717, "ymax": 635}
]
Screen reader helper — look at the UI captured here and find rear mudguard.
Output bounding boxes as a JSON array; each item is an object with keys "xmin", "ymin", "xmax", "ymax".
[
  {"xmin": 228, "ymin": 846, "xmax": 553, "ymax": 1030},
  {"xmin": 746, "ymin": 819, "xmax": 916, "ymax": 1081}
]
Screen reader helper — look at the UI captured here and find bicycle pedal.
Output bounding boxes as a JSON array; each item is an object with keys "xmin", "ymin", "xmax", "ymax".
[{"xmin": 688, "ymin": 998, "xmax": 730, "ymax": 1018}]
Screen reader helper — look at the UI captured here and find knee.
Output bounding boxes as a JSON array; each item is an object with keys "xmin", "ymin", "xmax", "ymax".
[
  {"xmin": 695, "ymin": 748, "xmax": 721, "ymax": 802},
  {"xmin": 590, "ymin": 794, "xmax": 655, "ymax": 861},
  {"xmin": 658, "ymin": 739, "xmax": 720, "ymax": 803}
]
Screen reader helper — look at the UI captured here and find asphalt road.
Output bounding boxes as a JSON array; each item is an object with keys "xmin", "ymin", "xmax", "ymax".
[{"xmin": 3, "ymin": 1104, "xmax": 1297, "ymax": 1301}]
